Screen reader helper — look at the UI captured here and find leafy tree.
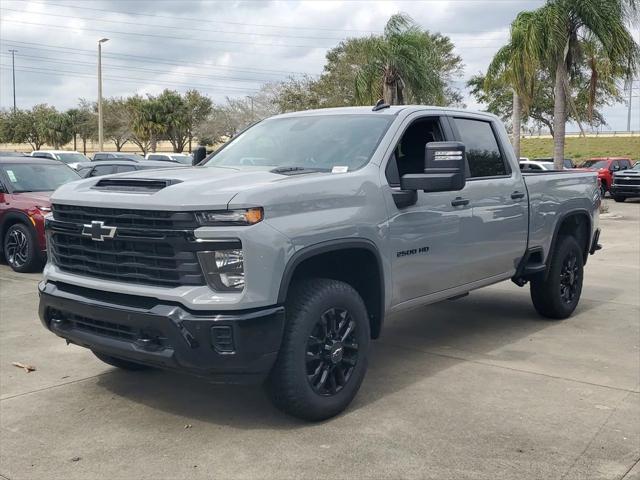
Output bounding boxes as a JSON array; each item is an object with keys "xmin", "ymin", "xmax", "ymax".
[
  {"xmin": 8, "ymin": 105, "xmax": 54, "ymax": 150},
  {"xmin": 126, "ymin": 95, "xmax": 166, "ymax": 154},
  {"xmin": 75, "ymin": 100, "xmax": 98, "ymax": 155},
  {"xmin": 184, "ymin": 89, "xmax": 213, "ymax": 152},
  {"xmin": 354, "ymin": 14, "xmax": 463, "ymax": 105},
  {"xmin": 485, "ymin": 11, "xmax": 541, "ymax": 159},
  {"xmin": 531, "ymin": 0, "xmax": 639, "ymax": 168},
  {"xmin": 102, "ymin": 98, "xmax": 131, "ymax": 151},
  {"xmin": 44, "ymin": 109, "xmax": 73, "ymax": 149}
]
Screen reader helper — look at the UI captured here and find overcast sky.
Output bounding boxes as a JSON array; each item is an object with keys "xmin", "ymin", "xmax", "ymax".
[{"xmin": 0, "ymin": 0, "xmax": 638, "ymax": 131}]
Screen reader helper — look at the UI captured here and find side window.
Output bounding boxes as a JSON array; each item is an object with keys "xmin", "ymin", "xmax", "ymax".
[
  {"xmin": 115, "ymin": 165, "xmax": 136, "ymax": 173},
  {"xmin": 611, "ymin": 161, "xmax": 619, "ymax": 171},
  {"xmin": 90, "ymin": 165, "xmax": 115, "ymax": 177},
  {"xmin": 453, "ymin": 118, "xmax": 508, "ymax": 178},
  {"xmin": 385, "ymin": 117, "xmax": 445, "ymax": 187}
]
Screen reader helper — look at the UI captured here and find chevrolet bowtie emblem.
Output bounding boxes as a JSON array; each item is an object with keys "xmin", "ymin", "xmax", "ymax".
[{"xmin": 82, "ymin": 221, "xmax": 117, "ymax": 241}]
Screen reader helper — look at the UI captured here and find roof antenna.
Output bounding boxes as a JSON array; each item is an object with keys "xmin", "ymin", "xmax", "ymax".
[{"xmin": 372, "ymin": 99, "xmax": 390, "ymax": 111}]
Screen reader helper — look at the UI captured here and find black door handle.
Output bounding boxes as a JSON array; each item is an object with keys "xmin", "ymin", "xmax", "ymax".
[
  {"xmin": 511, "ymin": 191, "xmax": 525, "ymax": 200},
  {"xmin": 451, "ymin": 197, "xmax": 470, "ymax": 207}
]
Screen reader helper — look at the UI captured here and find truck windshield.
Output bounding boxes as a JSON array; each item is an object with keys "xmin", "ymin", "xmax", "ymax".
[
  {"xmin": 582, "ymin": 160, "xmax": 608, "ymax": 169},
  {"xmin": 204, "ymin": 115, "xmax": 394, "ymax": 171}
]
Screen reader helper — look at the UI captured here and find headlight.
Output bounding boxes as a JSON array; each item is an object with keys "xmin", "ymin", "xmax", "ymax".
[
  {"xmin": 197, "ymin": 249, "xmax": 245, "ymax": 292},
  {"xmin": 195, "ymin": 208, "xmax": 263, "ymax": 226},
  {"xmin": 36, "ymin": 205, "xmax": 52, "ymax": 213}
]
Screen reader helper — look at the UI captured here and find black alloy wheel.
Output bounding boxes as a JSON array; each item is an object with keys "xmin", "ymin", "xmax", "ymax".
[
  {"xmin": 306, "ymin": 307, "xmax": 359, "ymax": 396},
  {"xmin": 5, "ymin": 226, "xmax": 29, "ymax": 269},
  {"xmin": 559, "ymin": 251, "xmax": 580, "ymax": 305}
]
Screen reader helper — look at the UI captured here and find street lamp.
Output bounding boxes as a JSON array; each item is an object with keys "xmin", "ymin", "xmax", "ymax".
[{"xmin": 97, "ymin": 38, "xmax": 109, "ymax": 151}]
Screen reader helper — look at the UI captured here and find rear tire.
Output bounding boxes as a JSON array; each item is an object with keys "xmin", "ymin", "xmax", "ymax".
[
  {"xmin": 530, "ymin": 235, "xmax": 584, "ymax": 319},
  {"xmin": 268, "ymin": 278, "xmax": 370, "ymax": 421},
  {"xmin": 93, "ymin": 351, "xmax": 150, "ymax": 371},
  {"xmin": 613, "ymin": 195, "xmax": 626, "ymax": 203},
  {"xmin": 3, "ymin": 223, "xmax": 44, "ymax": 273}
]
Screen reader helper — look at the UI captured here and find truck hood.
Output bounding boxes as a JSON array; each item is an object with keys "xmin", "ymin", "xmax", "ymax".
[
  {"xmin": 615, "ymin": 169, "xmax": 640, "ymax": 176},
  {"xmin": 50, "ymin": 165, "xmax": 325, "ymax": 210}
]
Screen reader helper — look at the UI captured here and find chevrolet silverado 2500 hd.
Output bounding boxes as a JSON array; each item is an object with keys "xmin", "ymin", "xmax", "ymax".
[{"xmin": 39, "ymin": 106, "xmax": 601, "ymax": 421}]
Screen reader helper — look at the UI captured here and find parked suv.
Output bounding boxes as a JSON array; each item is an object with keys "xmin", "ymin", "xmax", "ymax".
[
  {"xmin": 31, "ymin": 150, "xmax": 90, "ymax": 170},
  {"xmin": 610, "ymin": 162, "xmax": 640, "ymax": 202},
  {"xmin": 76, "ymin": 160, "xmax": 188, "ymax": 178},
  {"xmin": 580, "ymin": 157, "xmax": 634, "ymax": 196},
  {"xmin": 0, "ymin": 156, "xmax": 80, "ymax": 272},
  {"xmin": 92, "ymin": 152, "xmax": 146, "ymax": 161},
  {"xmin": 146, "ymin": 153, "xmax": 193, "ymax": 164},
  {"xmin": 39, "ymin": 106, "xmax": 600, "ymax": 420}
]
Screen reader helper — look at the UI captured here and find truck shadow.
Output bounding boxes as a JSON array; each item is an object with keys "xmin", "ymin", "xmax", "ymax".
[{"xmin": 96, "ymin": 286, "xmax": 596, "ymax": 429}]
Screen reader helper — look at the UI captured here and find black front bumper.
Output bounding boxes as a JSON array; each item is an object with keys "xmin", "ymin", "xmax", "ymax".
[
  {"xmin": 39, "ymin": 281, "xmax": 285, "ymax": 384},
  {"xmin": 610, "ymin": 184, "xmax": 640, "ymax": 197}
]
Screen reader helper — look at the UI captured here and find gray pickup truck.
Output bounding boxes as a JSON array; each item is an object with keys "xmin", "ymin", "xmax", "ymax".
[{"xmin": 39, "ymin": 106, "xmax": 601, "ymax": 421}]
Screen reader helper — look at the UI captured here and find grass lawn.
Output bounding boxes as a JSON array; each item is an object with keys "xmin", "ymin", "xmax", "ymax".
[{"xmin": 521, "ymin": 136, "xmax": 640, "ymax": 163}]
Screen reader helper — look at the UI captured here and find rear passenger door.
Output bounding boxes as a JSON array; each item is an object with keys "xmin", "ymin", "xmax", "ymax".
[{"xmin": 450, "ymin": 116, "xmax": 528, "ymax": 283}]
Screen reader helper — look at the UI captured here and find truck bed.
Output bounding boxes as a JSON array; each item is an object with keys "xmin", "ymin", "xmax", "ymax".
[{"xmin": 523, "ymin": 171, "xmax": 599, "ymax": 263}]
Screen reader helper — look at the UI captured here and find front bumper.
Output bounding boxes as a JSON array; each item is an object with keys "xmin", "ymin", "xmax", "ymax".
[
  {"xmin": 610, "ymin": 184, "xmax": 640, "ymax": 197},
  {"xmin": 39, "ymin": 281, "xmax": 285, "ymax": 384}
]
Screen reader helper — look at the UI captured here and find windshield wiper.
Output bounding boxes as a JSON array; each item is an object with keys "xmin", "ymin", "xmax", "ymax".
[{"xmin": 270, "ymin": 166, "xmax": 327, "ymax": 175}]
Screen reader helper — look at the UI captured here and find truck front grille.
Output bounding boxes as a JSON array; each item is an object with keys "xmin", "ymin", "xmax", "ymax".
[
  {"xmin": 614, "ymin": 177, "xmax": 640, "ymax": 186},
  {"xmin": 52, "ymin": 204, "xmax": 198, "ymax": 229},
  {"xmin": 49, "ymin": 205, "xmax": 209, "ymax": 288}
]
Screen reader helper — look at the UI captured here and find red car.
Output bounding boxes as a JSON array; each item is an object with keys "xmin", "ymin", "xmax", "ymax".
[
  {"xmin": 580, "ymin": 157, "xmax": 634, "ymax": 196},
  {"xmin": 0, "ymin": 156, "xmax": 81, "ymax": 272}
]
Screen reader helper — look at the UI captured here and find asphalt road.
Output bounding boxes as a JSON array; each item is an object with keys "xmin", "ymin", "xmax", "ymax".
[{"xmin": 1, "ymin": 199, "xmax": 638, "ymax": 480}]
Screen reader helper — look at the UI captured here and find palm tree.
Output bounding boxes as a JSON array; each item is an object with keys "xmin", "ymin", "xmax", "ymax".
[
  {"xmin": 355, "ymin": 14, "xmax": 442, "ymax": 105},
  {"xmin": 486, "ymin": 11, "xmax": 541, "ymax": 159},
  {"xmin": 534, "ymin": 0, "xmax": 639, "ymax": 169}
]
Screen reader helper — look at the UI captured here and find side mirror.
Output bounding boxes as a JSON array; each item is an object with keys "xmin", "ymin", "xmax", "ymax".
[
  {"xmin": 192, "ymin": 146, "xmax": 207, "ymax": 166},
  {"xmin": 612, "ymin": 164, "xmax": 620, "ymax": 171},
  {"xmin": 400, "ymin": 141, "xmax": 466, "ymax": 193}
]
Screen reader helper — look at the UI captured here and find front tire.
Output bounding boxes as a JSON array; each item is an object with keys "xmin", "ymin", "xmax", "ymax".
[
  {"xmin": 530, "ymin": 235, "xmax": 584, "ymax": 319},
  {"xmin": 93, "ymin": 351, "xmax": 150, "ymax": 371},
  {"xmin": 3, "ymin": 223, "xmax": 44, "ymax": 273},
  {"xmin": 268, "ymin": 278, "xmax": 370, "ymax": 421},
  {"xmin": 613, "ymin": 195, "xmax": 626, "ymax": 203}
]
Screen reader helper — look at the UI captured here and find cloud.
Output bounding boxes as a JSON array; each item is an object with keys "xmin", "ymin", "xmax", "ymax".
[{"xmin": 0, "ymin": 0, "xmax": 636, "ymax": 130}]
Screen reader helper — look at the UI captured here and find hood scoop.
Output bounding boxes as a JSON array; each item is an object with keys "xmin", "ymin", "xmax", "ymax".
[{"xmin": 92, "ymin": 178, "xmax": 182, "ymax": 193}]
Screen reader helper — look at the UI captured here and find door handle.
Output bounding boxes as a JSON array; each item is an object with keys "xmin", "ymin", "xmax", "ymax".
[
  {"xmin": 451, "ymin": 197, "xmax": 470, "ymax": 207},
  {"xmin": 511, "ymin": 191, "xmax": 525, "ymax": 200}
]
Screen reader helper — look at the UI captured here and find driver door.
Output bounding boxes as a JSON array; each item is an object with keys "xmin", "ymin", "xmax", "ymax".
[{"xmin": 382, "ymin": 114, "xmax": 475, "ymax": 306}]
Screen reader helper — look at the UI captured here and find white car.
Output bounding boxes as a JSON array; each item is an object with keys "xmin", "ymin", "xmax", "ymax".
[
  {"xmin": 145, "ymin": 153, "xmax": 193, "ymax": 165},
  {"xmin": 519, "ymin": 160, "xmax": 556, "ymax": 171},
  {"xmin": 30, "ymin": 150, "xmax": 90, "ymax": 170}
]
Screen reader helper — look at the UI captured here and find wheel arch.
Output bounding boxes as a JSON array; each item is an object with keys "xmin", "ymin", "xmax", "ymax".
[
  {"xmin": 0, "ymin": 211, "xmax": 35, "ymax": 253},
  {"xmin": 277, "ymin": 239, "xmax": 385, "ymax": 339},
  {"xmin": 546, "ymin": 209, "xmax": 592, "ymax": 276}
]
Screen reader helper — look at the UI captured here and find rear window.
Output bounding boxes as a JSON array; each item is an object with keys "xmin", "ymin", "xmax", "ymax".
[{"xmin": 453, "ymin": 118, "xmax": 508, "ymax": 178}]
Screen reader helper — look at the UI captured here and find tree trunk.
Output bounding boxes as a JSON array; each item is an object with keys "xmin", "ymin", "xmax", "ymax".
[
  {"xmin": 382, "ymin": 82, "xmax": 398, "ymax": 105},
  {"xmin": 73, "ymin": 133, "xmax": 77, "ymax": 151},
  {"xmin": 511, "ymin": 90, "xmax": 522, "ymax": 160},
  {"xmin": 82, "ymin": 138, "xmax": 87, "ymax": 155},
  {"xmin": 150, "ymin": 133, "xmax": 157, "ymax": 153},
  {"xmin": 188, "ymin": 134, "xmax": 192, "ymax": 153},
  {"xmin": 552, "ymin": 60, "xmax": 567, "ymax": 170}
]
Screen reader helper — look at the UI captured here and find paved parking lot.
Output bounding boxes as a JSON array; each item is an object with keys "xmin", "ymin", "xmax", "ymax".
[{"xmin": 1, "ymin": 199, "xmax": 638, "ymax": 480}]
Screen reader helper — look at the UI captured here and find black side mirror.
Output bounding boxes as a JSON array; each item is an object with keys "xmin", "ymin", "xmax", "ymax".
[
  {"xmin": 192, "ymin": 146, "xmax": 207, "ymax": 166},
  {"xmin": 400, "ymin": 141, "xmax": 466, "ymax": 193}
]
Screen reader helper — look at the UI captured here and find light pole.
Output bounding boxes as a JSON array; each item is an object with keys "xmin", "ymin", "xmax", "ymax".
[
  {"xmin": 8, "ymin": 49, "xmax": 17, "ymax": 112},
  {"xmin": 97, "ymin": 38, "xmax": 109, "ymax": 151}
]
